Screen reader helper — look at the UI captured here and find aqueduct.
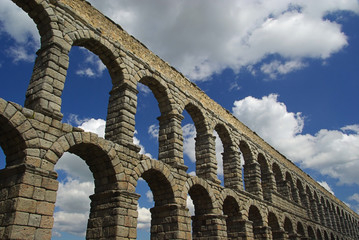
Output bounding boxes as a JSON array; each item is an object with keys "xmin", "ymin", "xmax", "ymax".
[{"xmin": 0, "ymin": 0, "xmax": 359, "ymax": 239}]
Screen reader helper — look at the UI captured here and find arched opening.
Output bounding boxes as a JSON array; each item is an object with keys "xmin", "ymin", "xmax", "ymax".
[
  {"xmin": 272, "ymin": 163, "xmax": 285, "ymax": 196},
  {"xmin": 214, "ymin": 124, "xmax": 241, "ymax": 188},
  {"xmin": 314, "ymin": 192, "xmax": 325, "ymax": 225},
  {"xmin": 137, "ymin": 76, "xmax": 172, "ymax": 161},
  {"xmin": 258, "ymin": 154, "xmax": 272, "ymax": 200},
  {"xmin": 248, "ymin": 205, "xmax": 263, "ymax": 239},
  {"xmin": 240, "ymin": 141, "xmax": 258, "ymax": 194},
  {"xmin": 181, "ymin": 109, "xmax": 197, "ymax": 176},
  {"xmin": 284, "ymin": 217, "xmax": 294, "ymax": 237},
  {"xmin": 330, "ymin": 232, "xmax": 335, "ymax": 240},
  {"xmin": 297, "ymin": 221, "xmax": 305, "ymax": 238},
  {"xmin": 0, "ymin": 147, "xmax": 4, "ymax": 170},
  {"xmin": 53, "ymin": 152, "xmax": 94, "ymax": 239},
  {"xmin": 268, "ymin": 212, "xmax": 282, "ymax": 239},
  {"xmin": 182, "ymin": 103, "xmax": 217, "ymax": 182},
  {"xmin": 306, "ymin": 186, "xmax": 317, "ymax": 221},
  {"xmin": 189, "ymin": 184, "xmax": 215, "ymax": 239},
  {"xmin": 0, "ymin": 115, "xmax": 27, "ymax": 167},
  {"xmin": 223, "ymin": 196, "xmax": 241, "ymax": 239},
  {"xmin": 317, "ymin": 228, "xmax": 323, "ymax": 240},
  {"xmin": 307, "ymin": 226, "xmax": 316, "ymax": 240},
  {"xmin": 0, "ymin": 1, "xmax": 40, "ymax": 106},
  {"xmin": 136, "ymin": 168, "xmax": 177, "ymax": 239},
  {"xmin": 62, "ymin": 46, "xmax": 112, "ymax": 122},
  {"xmin": 297, "ymin": 179, "xmax": 306, "ymax": 207},
  {"xmin": 135, "ymin": 81, "xmax": 160, "ymax": 159},
  {"xmin": 285, "ymin": 172, "xmax": 298, "ymax": 203},
  {"xmin": 213, "ymin": 129, "xmax": 224, "ymax": 185},
  {"xmin": 324, "ymin": 230, "xmax": 329, "ymax": 240}
]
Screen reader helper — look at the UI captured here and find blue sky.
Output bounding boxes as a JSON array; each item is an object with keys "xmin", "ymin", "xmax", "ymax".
[{"xmin": 1, "ymin": 0, "xmax": 359, "ymax": 239}]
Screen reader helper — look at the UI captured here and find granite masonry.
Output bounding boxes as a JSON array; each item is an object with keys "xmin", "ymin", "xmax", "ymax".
[{"xmin": 0, "ymin": 0, "xmax": 358, "ymax": 239}]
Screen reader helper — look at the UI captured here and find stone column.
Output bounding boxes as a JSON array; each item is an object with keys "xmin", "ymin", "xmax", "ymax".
[
  {"xmin": 237, "ymin": 220, "xmax": 254, "ymax": 240},
  {"xmin": 243, "ymin": 162, "xmax": 263, "ymax": 199},
  {"xmin": 105, "ymin": 82, "xmax": 139, "ymax": 148},
  {"xmin": 222, "ymin": 146, "xmax": 243, "ymax": 191},
  {"xmin": 157, "ymin": 113, "xmax": 187, "ymax": 170},
  {"xmin": 25, "ymin": 42, "xmax": 70, "ymax": 120},
  {"xmin": 195, "ymin": 133, "xmax": 220, "ymax": 183},
  {"xmin": 87, "ymin": 190, "xmax": 140, "ymax": 240},
  {"xmin": 225, "ymin": 215, "xmax": 244, "ymax": 239},
  {"xmin": 253, "ymin": 225, "xmax": 271, "ymax": 240},
  {"xmin": 191, "ymin": 214, "xmax": 227, "ymax": 239},
  {"xmin": 310, "ymin": 199, "xmax": 320, "ymax": 222},
  {"xmin": 0, "ymin": 164, "xmax": 58, "ymax": 240},
  {"xmin": 150, "ymin": 204, "xmax": 190, "ymax": 240},
  {"xmin": 317, "ymin": 202, "xmax": 326, "ymax": 226},
  {"xmin": 271, "ymin": 228, "xmax": 288, "ymax": 240},
  {"xmin": 261, "ymin": 169, "xmax": 276, "ymax": 201}
]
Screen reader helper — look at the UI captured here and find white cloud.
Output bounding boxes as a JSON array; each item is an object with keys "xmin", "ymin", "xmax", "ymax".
[
  {"xmin": 146, "ymin": 190, "xmax": 153, "ymax": 203},
  {"xmin": 232, "ymin": 94, "xmax": 359, "ymax": 185},
  {"xmin": 54, "ymin": 177, "xmax": 94, "ymax": 236},
  {"xmin": 214, "ymin": 131, "xmax": 224, "ymax": 176},
  {"xmin": 77, "ymin": 118, "xmax": 106, "ymax": 138},
  {"xmin": 75, "ymin": 48, "xmax": 108, "ymax": 78},
  {"xmin": 260, "ymin": 60, "xmax": 307, "ymax": 79},
  {"xmin": 0, "ymin": 1, "xmax": 39, "ymax": 44},
  {"xmin": 148, "ymin": 124, "xmax": 159, "ymax": 139},
  {"xmin": 6, "ymin": 46, "xmax": 36, "ymax": 63},
  {"xmin": 137, "ymin": 205, "xmax": 151, "ymax": 229},
  {"xmin": 182, "ymin": 124, "xmax": 196, "ymax": 163},
  {"xmin": 55, "ymin": 152, "xmax": 93, "ymax": 182},
  {"xmin": 137, "ymin": 82, "xmax": 152, "ymax": 95},
  {"xmin": 88, "ymin": 0, "xmax": 359, "ymax": 80},
  {"xmin": 187, "ymin": 195, "xmax": 195, "ymax": 216},
  {"xmin": 348, "ymin": 193, "xmax": 359, "ymax": 214},
  {"xmin": 318, "ymin": 181, "xmax": 335, "ymax": 195}
]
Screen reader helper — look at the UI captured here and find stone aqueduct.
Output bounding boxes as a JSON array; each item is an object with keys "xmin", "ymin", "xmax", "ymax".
[{"xmin": 0, "ymin": 0, "xmax": 358, "ymax": 239}]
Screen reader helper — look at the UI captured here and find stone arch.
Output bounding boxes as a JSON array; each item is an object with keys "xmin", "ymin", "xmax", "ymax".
[
  {"xmin": 306, "ymin": 185, "xmax": 318, "ymax": 221},
  {"xmin": 324, "ymin": 230, "xmax": 329, "ymax": 240},
  {"xmin": 132, "ymin": 160, "xmax": 182, "ymax": 239},
  {"xmin": 273, "ymin": 162, "xmax": 286, "ymax": 196},
  {"xmin": 11, "ymin": 0, "xmax": 52, "ymax": 40},
  {"xmin": 186, "ymin": 177, "xmax": 223, "ymax": 238},
  {"xmin": 0, "ymin": 102, "xmax": 35, "ymax": 167},
  {"xmin": 182, "ymin": 102, "xmax": 218, "ymax": 181},
  {"xmin": 330, "ymin": 233, "xmax": 335, "ymax": 240},
  {"xmin": 240, "ymin": 140, "xmax": 260, "ymax": 194},
  {"xmin": 248, "ymin": 205, "xmax": 265, "ymax": 239},
  {"xmin": 297, "ymin": 221, "xmax": 305, "ymax": 238},
  {"xmin": 284, "ymin": 216, "xmax": 294, "ymax": 236},
  {"xmin": 314, "ymin": 191, "xmax": 325, "ymax": 225},
  {"xmin": 285, "ymin": 172, "xmax": 298, "ymax": 203},
  {"xmin": 317, "ymin": 228, "xmax": 324, "ymax": 240},
  {"xmin": 214, "ymin": 123, "xmax": 242, "ymax": 190},
  {"xmin": 44, "ymin": 132, "xmax": 120, "ymax": 192},
  {"xmin": 307, "ymin": 225, "xmax": 316, "ymax": 240},
  {"xmin": 131, "ymin": 159, "xmax": 175, "ymax": 205},
  {"xmin": 268, "ymin": 212, "xmax": 283, "ymax": 239},
  {"xmin": 258, "ymin": 153, "xmax": 274, "ymax": 200},
  {"xmin": 297, "ymin": 179, "xmax": 307, "ymax": 207},
  {"xmin": 222, "ymin": 194, "xmax": 242, "ymax": 239}
]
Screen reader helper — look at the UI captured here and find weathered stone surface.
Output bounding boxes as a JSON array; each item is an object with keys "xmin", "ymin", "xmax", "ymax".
[{"xmin": 0, "ymin": 0, "xmax": 358, "ymax": 240}]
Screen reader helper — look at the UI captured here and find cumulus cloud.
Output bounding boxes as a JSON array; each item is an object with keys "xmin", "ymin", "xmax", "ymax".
[
  {"xmin": 137, "ymin": 205, "xmax": 151, "ymax": 229},
  {"xmin": 232, "ymin": 94, "xmax": 359, "ymax": 185},
  {"xmin": 0, "ymin": 1, "xmax": 39, "ymax": 63},
  {"xmin": 75, "ymin": 48, "xmax": 107, "ymax": 78},
  {"xmin": 88, "ymin": 0, "xmax": 359, "ymax": 80},
  {"xmin": 348, "ymin": 193, "xmax": 359, "ymax": 214},
  {"xmin": 318, "ymin": 181, "xmax": 335, "ymax": 195},
  {"xmin": 54, "ymin": 177, "xmax": 94, "ymax": 236},
  {"xmin": 182, "ymin": 124, "xmax": 196, "ymax": 163},
  {"xmin": 148, "ymin": 124, "xmax": 159, "ymax": 139}
]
